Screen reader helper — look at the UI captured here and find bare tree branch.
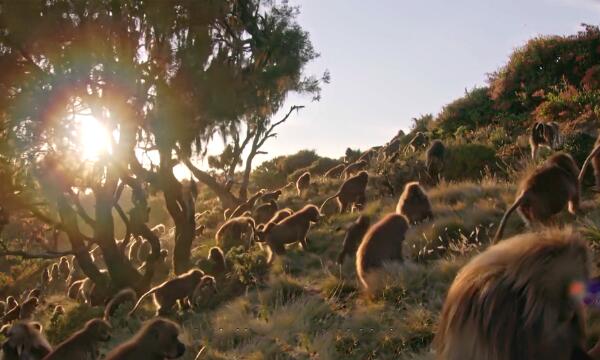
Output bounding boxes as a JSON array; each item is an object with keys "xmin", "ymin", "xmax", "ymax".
[{"xmin": 0, "ymin": 249, "xmax": 77, "ymax": 260}]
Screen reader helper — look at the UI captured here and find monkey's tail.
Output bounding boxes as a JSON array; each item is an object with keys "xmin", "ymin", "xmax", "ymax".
[
  {"xmin": 493, "ymin": 194, "xmax": 525, "ymax": 244},
  {"xmin": 579, "ymin": 145, "xmax": 600, "ymax": 184},
  {"xmin": 319, "ymin": 193, "xmax": 340, "ymax": 213},
  {"xmin": 127, "ymin": 287, "xmax": 158, "ymax": 317}
]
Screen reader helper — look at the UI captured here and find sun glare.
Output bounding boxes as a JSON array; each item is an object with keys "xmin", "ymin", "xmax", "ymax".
[{"xmin": 76, "ymin": 115, "xmax": 112, "ymax": 161}]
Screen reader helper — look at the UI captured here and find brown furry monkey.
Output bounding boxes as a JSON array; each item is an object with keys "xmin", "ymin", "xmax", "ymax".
[
  {"xmin": 396, "ymin": 182, "xmax": 433, "ymax": 223},
  {"xmin": 382, "ymin": 138, "xmax": 402, "ymax": 160},
  {"xmin": 129, "ymin": 269, "xmax": 208, "ymax": 316},
  {"xmin": 426, "ymin": 139, "xmax": 445, "ymax": 180},
  {"xmin": 215, "ymin": 216, "xmax": 256, "ymax": 251},
  {"xmin": 254, "ymin": 200, "xmax": 279, "ymax": 225},
  {"xmin": 337, "ymin": 215, "xmax": 371, "ymax": 265},
  {"xmin": 42, "ymin": 318, "xmax": 111, "ymax": 360},
  {"xmin": 408, "ymin": 132, "xmax": 428, "ymax": 152},
  {"xmin": 229, "ymin": 190, "xmax": 265, "ymax": 219},
  {"xmin": 256, "ymin": 204, "xmax": 322, "ymax": 264},
  {"xmin": 530, "ymin": 121, "xmax": 560, "ymax": 159},
  {"xmin": 320, "ymin": 171, "xmax": 368, "ymax": 213},
  {"xmin": 579, "ymin": 134, "xmax": 600, "ymax": 190},
  {"xmin": 342, "ymin": 160, "xmax": 368, "ymax": 179},
  {"xmin": 494, "ymin": 152, "xmax": 580, "ymax": 243},
  {"xmin": 208, "ymin": 247, "xmax": 227, "ymax": 275},
  {"xmin": 18, "ymin": 297, "xmax": 39, "ymax": 320},
  {"xmin": 104, "ymin": 288, "xmax": 138, "ymax": 320},
  {"xmin": 2, "ymin": 304, "xmax": 21, "ymax": 323},
  {"xmin": 6, "ymin": 296, "xmax": 18, "ymax": 312},
  {"xmin": 356, "ymin": 213, "xmax": 409, "ymax": 290},
  {"xmin": 324, "ymin": 164, "xmax": 345, "ymax": 179},
  {"xmin": 104, "ymin": 318, "xmax": 185, "ymax": 360},
  {"xmin": 268, "ymin": 208, "xmax": 294, "ymax": 225},
  {"xmin": 435, "ymin": 228, "xmax": 599, "ymax": 360},
  {"xmin": 67, "ymin": 280, "xmax": 84, "ymax": 300},
  {"xmin": 296, "ymin": 172, "xmax": 311, "ymax": 197},
  {"xmin": 1, "ymin": 321, "xmax": 52, "ymax": 360},
  {"xmin": 40, "ymin": 268, "xmax": 50, "ymax": 290},
  {"xmin": 128, "ymin": 237, "xmax": 142, "ymax": 263},
  {"xmin": 57, "ymin": 257, "xmax": 70, "ymax": 280},
  {"xmin": 260, "ymin": 189, "xmax": 282, "ymax": 203}
]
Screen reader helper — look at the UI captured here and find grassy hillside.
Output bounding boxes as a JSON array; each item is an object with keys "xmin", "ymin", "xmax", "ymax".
[{"xmin": 2, "ymin": 23, "xmax": 600, "ymax": 360}]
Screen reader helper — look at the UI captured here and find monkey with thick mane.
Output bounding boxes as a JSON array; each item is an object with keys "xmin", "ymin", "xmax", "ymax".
[
  {"xmin": 254, "ymin": 200, "xmax": 278, "ymax": 225},
  {"xmin": 296, "ymin": 172, "xmax": 311, "ymax": 197},
  {"xmin": 323, "ymin": 164, "xmax": 345, "ymax": 179},
  {"xmin": 579, "ymin": 134, "xmax": 600, "ymax": 191},
  {"xmin": 104, "ymin": 318, "xmax": 185, "ymax": 360},
  {"xmin": 407, "ymin": 131, "xmax": 428, "ymax": 152},
  {"xmin": 530, "ymin": 121, "xmax": 561, "ymax": 159},
  {"xmin": 435, "ymin": 228, "xmax": 600, "ymax": 360},
  {"xmin": 396, "ymin": 182, "xmax": 433, "ymax": 223},
  {"xmin": 356, "ymin": 213, "xmax": 409, "ymax": 290},
  {"xmin": 426, "ymin": 139, "xmax": 445, "ymax": 181},
  {"xmin": 260, "ymin": 189, "xmax": 282, "ymax": 203},
  {"xmin": 337, "ymin": 215, "xmax": 371, "ymax": 265},
  {"xmin": 1, "ymin": 321, "xmax": 52, "ymax": 360},
  {"xmin": 256, "ymin": 204, "xmax": 322, "ymax": 264},
  {"xmin": 228, "ymin": 190, "xmax": 264, "ymax": 220},
  {"xmin": 215, "ymin": 216, "xmax": 256, "ymax": 251},
  {"xmin": 42, "ymin": 318, "xmax": 111, "ymax": 360},
  {"xmin": 342, "ymin": 160, "xmax": 368, "ymax": 179},
  {"xmin": 494, "ymin": 152, "xmax": 580, "ymax": 242},
  {"xmin": 129, "ymin": 269, "xmax": 215, "ymax": 316},
  {"xmin": 320, "ymin": 171, "xmax": 368, "ymax": 213}
]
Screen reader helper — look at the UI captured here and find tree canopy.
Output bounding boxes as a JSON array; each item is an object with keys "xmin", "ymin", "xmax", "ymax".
[{"xmin": 0, "ymin": 0, "xmax": 323, "ymax": 290}]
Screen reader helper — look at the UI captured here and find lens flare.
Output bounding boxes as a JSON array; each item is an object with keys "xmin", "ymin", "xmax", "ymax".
[{"xmin": 76, "ymin": 114, "xmax": 111, "ymax": 161}]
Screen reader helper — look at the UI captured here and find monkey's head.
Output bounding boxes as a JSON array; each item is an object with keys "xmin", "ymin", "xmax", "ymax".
[
  {"xmin": 186, "ymin": 269, "xmax": 205, "ymax": 284},
  {"xmin": 85, "ymin": 318, "xmax": 112, "ymax": 342},
  {"xmin": 1, "ymin": 321, "xmax": 51, "ymax": 360},
  {"xmin": 435, "ymin": 228, "xmax": 590, "ymax": 360},
  {"xmin": 198, "ymin": 275, "xmax": 217, "ymax": 294},
  {"xmin": 549, "ymin": 152, "xmax": 580, "ymax": 178},
  {"xmin": 208, "ymin": 247, "xmax": 224, "ymax": 261},
  {"xmin": 302, "ymin": 205, "xmax": 322, "ymax": 223},
  {"xmin": 144, "ymin": 318, "xmax": 186, "ymax": 358}
]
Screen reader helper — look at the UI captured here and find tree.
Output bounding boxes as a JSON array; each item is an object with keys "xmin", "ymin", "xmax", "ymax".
[{"xmin": 0, "ymin": 0, "xmax": 322, "ymax": 293}]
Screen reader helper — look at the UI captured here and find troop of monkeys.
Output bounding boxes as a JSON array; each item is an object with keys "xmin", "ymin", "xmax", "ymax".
[{"xmin": 2, "ymin": 122, "xmax": 600, "ymax": 359}]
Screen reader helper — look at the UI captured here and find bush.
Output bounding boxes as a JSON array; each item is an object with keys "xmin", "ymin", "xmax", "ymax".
[
  {"xmin": 443, "ymin": 144, "xmax": 498, "ymax": 181},
  {"xmin": 287, "ymin": 157, "xmax": 342, "ymax": 182},
  {"xmin": 46, "ymin": 304, "xmax": 104, "ymax": 344},
  {"xmin": 435, "ymin": 87, "xmax": 495, "ymax": 135}
]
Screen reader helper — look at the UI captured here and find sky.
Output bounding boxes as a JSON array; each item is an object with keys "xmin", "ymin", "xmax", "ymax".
[{"xmin": 235, "ymin": 0, "xmax": 600, "ymax": 164}]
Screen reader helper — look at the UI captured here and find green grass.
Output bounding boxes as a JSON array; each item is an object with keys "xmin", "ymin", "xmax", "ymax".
[{"xmin": 6, "ymin": 167, "xmax": 600, "ymax": 360}]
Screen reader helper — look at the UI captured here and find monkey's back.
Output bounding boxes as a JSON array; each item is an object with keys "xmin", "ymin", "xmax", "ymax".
[
  {"xmin": 519, "ymin": 165, "xmax": 576, "ymax": 221},
  {"xmin": 356, "ymin": 214, "xmax": 407, "ymax": 280}
]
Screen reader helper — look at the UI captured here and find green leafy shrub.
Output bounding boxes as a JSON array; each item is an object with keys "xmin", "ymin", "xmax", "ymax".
[
  {"xmin": 46, "ymin": 304, "xmax": 104, "ymax": 344},
  {"xmin": 443, "ymin": 144, "xmax": 498, "ymax": 181}
]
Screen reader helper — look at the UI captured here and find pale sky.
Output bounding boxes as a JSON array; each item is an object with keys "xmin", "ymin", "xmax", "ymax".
[{"xmin": 243, "ymin": 0, "xmax": 600, "ymax": 163}]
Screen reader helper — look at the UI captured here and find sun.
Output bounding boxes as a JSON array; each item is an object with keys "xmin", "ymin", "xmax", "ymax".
[{"xmin": 76, "ymin": 114, "xmax": 112, "ymax": 161}]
